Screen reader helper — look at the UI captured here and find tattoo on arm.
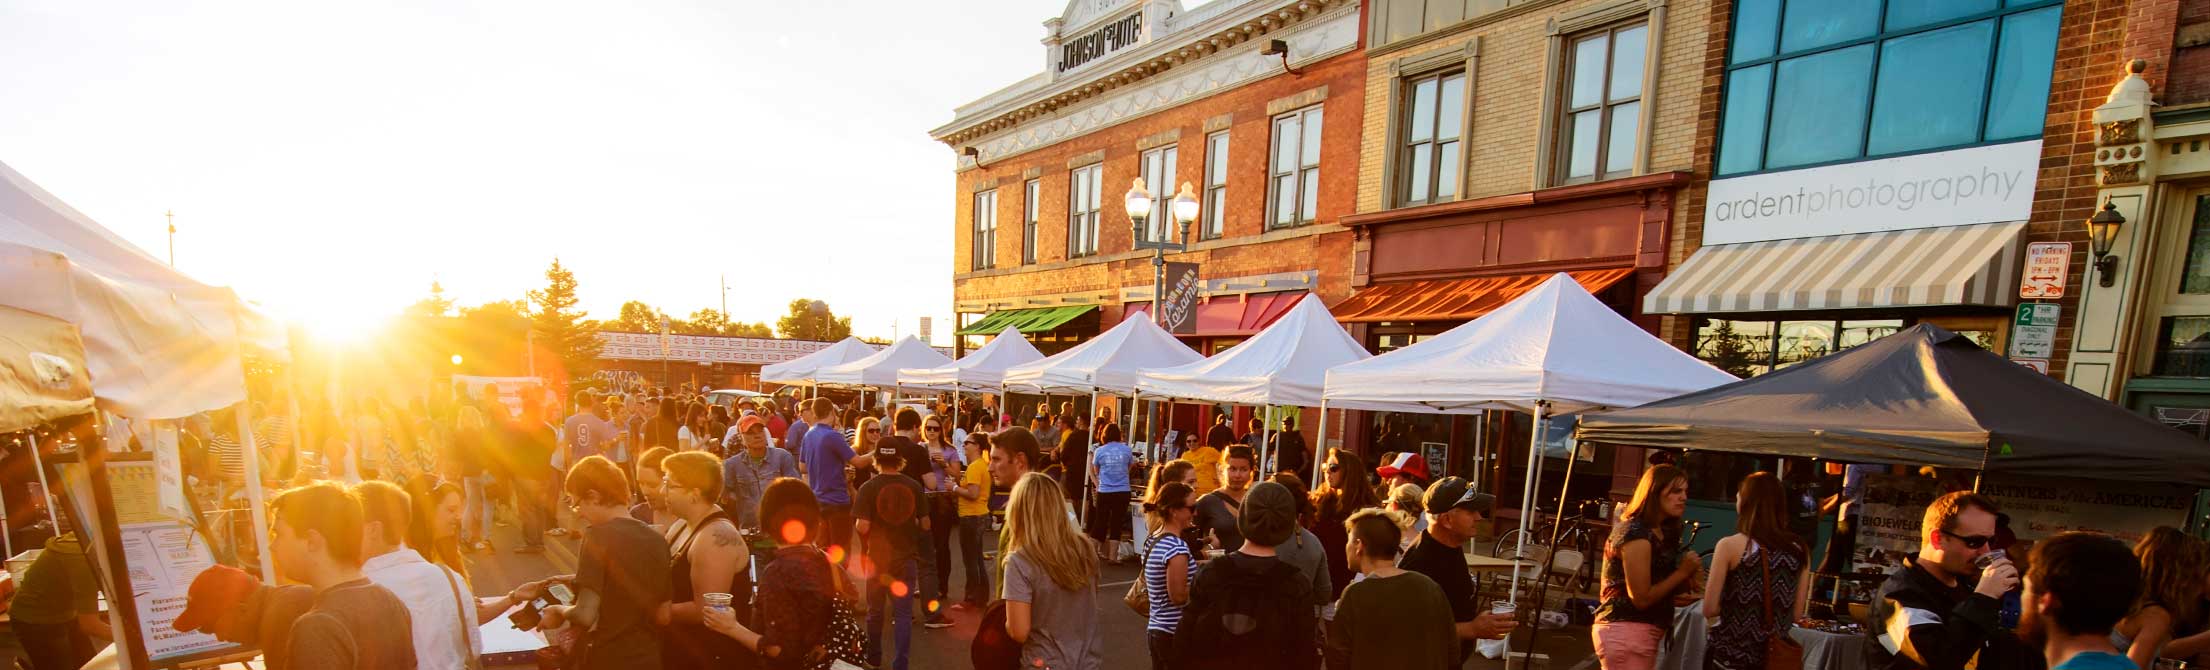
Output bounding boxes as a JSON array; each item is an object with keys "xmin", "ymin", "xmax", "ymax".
[{"xmin": 712, "ymin": 526, "xmax": 741, "ymax": 548}]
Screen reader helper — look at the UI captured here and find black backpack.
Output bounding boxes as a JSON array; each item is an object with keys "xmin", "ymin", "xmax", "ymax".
[{"xmin": 1171, "ymin": 553, "xmax": 1319, "ymax": 669}]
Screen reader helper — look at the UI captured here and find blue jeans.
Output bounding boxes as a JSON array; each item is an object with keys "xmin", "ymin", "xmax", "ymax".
[
  {"xmin": 866, "ymin": 555, "xmax": 917, "ymax": 670},
  {"xmin": 956, "ymin": 515, "xmax": 992, "ymax": 606},
  {"xmin": 462, "ymin": 473, "xmax": 493, "ymax": 544}
]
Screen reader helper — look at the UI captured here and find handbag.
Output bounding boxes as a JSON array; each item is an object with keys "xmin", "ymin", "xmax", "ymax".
[
  {"xmin": 1760, "ymin": 545, "xmax": 1804, "ymax": 670},
  {"xmin": 1124, "ymin": 533, "xmax": 1165, "ymax": 614}
]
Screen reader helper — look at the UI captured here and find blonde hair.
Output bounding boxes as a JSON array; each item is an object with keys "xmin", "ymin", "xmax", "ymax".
[{"xmin": 1006, "ymin": 472, "xmax": 1095, "ymax": 591}]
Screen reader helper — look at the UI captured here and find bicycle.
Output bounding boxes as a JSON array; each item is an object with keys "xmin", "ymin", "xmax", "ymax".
[{"xmin": 1491, "ymin": 499, "xmax": 1607, "ymax": 595}]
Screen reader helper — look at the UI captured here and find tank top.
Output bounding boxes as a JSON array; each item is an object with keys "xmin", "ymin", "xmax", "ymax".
[{"xmin": 666, "ymin": 509, "xmax": 757, "ymax": 669}]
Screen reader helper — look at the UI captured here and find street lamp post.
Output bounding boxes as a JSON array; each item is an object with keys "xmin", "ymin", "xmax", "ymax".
[{"xmin": 1126, "ymin": 179, "xmax": 1200, "ymax": 455}]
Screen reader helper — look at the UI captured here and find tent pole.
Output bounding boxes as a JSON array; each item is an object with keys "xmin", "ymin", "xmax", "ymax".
[
  {"xmin": 1474, "ymin": 411, "xmax": 1487, "ymax": 491},
  {"xmin": 1084, "ymin": 389, "xmax": 1098, "ymax": 527},
  {"xmin": 235, "ymin": 402, "xmax": 277, "ymax": 582},
  {"xmin": 1549, "ymin": 428, "xmax": 1579, "ymax": 548},
  {"xmin": 1261, "ymin": 409, "xmax": 1274, "ymax": 476},
  {"xmin": 1313, "ymin": 400, "xmax": 1329, "ymax": 482},
  {"xmin": 26, "ymin": 432, "xmax": 55, "ymax": 532},
  {"xmin": 1509, "ymin": 400, "xmax": 1549, "ymax": 602}
]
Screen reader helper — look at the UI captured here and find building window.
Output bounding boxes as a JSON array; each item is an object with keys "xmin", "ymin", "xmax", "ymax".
[
  {"xmin": 1371, "ymin": 0, "xmax": 1529, "ymax": 48},
  {"xmin": 1022, "ymin": 179, "xmax": 1040, "ymax": 265},
  {"xmin": 971, "ymin": 189, "xmax": 998, "ymax": 271},
  {"xmin": 1693, "ymin": 317, "xmax": 1900, "ymax": 378},
  {"xmin": 1202, "ymin": 131, "xmax": 1229, "ymax": 239},
  {"xmin": 1140, "ymin": 145, "xmax": 1180, "ymax": 244},
  {"xmin": 1400, "ymin": 70, "xmax": 1466, "ymax": 205},
  {"xmin": 1269, "ymin": 105, "xmax": 1323, "ymax": 229},
  {"xmin": 1717, "ymin": 0, "xmax": 2062, "ymax": 176},
  {"xmin": 1555, "ymin": 22, "xmax": 1647, "ymax": 185},
  {"xmin": 1068, "ymin": 164, "xmax": 1102, "ymax": 258}
]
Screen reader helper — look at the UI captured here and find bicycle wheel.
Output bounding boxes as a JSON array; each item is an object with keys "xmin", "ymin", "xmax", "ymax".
[{"xmin": 1493, "ymin": 528, "xmax": 1537, "ymax": 559}]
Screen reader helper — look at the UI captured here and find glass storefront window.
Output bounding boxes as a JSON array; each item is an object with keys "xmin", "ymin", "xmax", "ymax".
[
  {"xmin": 2181, "ymin": 195, "xmax": 2210, "ymax": 295},
  {"xmin": 1776, "ymin": 320, "xmax": 1836, "ymax": 369},
  {"xmin": 1696, "ymin": 317, "xmax": 1902, "ymax": 377},
  {"xmin": 2154, "ymin": 316, "xmax": 2210, "ymax": 377}
]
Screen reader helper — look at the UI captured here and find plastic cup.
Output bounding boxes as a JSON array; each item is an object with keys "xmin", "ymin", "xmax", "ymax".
[
  {"xmin": 1974, "ymin": 549, "xmax": 2008, "ymax": 570},
  {"xmin": 1491, "ymin": 600, "xmax": 1517, "ymax": 618},
  {"xmin": 703, "ymin": 592, "xmax": 734, "ymax": 613}
]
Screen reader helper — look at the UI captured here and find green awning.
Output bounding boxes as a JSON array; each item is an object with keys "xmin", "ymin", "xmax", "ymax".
[{"xmin": 956, "ymin": 305, "xmax": 1097, "ymax": 335}]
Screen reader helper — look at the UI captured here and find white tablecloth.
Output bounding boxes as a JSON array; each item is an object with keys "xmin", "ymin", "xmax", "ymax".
[{"xmin": 1654, "ymin": 604, "xmax": 1868, "ymax": 670}]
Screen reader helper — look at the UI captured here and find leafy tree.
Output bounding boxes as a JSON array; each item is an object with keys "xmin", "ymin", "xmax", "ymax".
[
  {"xmin": 775, "ymin": 298, "xmax": 852, "ymax": 342},
  {"xmin": 460, "ymin": 299, "xmax": 530, "ymax": 321},
  {"xmin": 678, "ymin": 308, "xmax": 775, "ymax": 338},
  {"xmin": 727, "ymin": 321, "xmax": 774, "ymax": 338},
  {"xmin": 405, "ymin": 280, "xmax": 454, "ymax": 318},
  {"xmin": 527, "ymin": 258, "xmax": 601, "ymax": 377},
  {"xmin": 612, "ymin": 300, "xmax": 673, "ymax": 333}
]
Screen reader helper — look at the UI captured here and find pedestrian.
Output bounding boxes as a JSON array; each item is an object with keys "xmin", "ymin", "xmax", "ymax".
[
  {"xmin": 880, "ymin": 408, "xmax": 950, "ymax": 628},
  {"xmin": 1175, "ymin": 480, "xmax": 1319, "ymax": 668},
  {"xmin": 851, "ymin": 416, "xmax": 883, "ymax": 490},
  {"xmin": 722, "ymin": 414, "xmax": 801, "ymax": 531},
  {"xmin": 1172, "ymin": 430, "xmax": 1196, "ymax": 464},
  {"xmin": 1030, "ymin": 410, "xmax": 1059, "ymax": 451},
  {"xmin": 703, "ymin": 477, "xmax": 866, "ymax": 670},
  {"xmin": 921, "ymin": 413, "xmax": 962, "ymax": 620},
  {"xmin": 1002, "ymin": 472, "xmax": 1103, "ymax": 670},
  {"xmin": 1268, "ymin": 474, "xmax": 1333, "ymax": 608},
  {"xmin": 1312, "ymin": 449, "xmax": 1380, "ymax": 601},
  {"xmin": 1325, "ymin": 509, "xmax": 1457, "ymax": 670},
  {"xmin": 356, "ymin": 481, "xmax": 481, "ymax": 670},
  {"xmin": 1869, "ymin": 490, "xmax": 2027, "ymax": 670},
  {"xmin": 1396, "ymin": 477, "xmax": 1513, "ymax": 663},
  {"xmin": 630, "ymin": 446, "xmax": 674, "ymax": 532},
  {"xmin": 9, "ymin": 532, "xmax": 107, "ymax": 670},
  {"xmin": 1238, "ymin": 417, "xmax": 1265, "ymax": 451},
  {"xmin": 800, "ymin": 397, "xmax": 868, "ymax": 557},
  {"xmin": 1387, "ymin": 483, "xmax": 1427, "ymax": 548},
  {"xmin": 1701, "ymin": 472, "xmax": 1810, "ymax": 670},
  {"xmin": 1147, "ymin": 458, "xmax": 1196, "ymax": 493},
  {"xmin": 1088, "ymin": 422, "xmax": 1134, "ymax": 562},
  {"xmin": 1193, "ymin": 444, "xmax": 1256, "ymax": 555},
  {"xmin": 1141, "ymin": 481, "xmax": 1198, "ymax": 670},
  {"xmin": 517, "ymin": 396, "xmax": 560, "ymax": 553},
  {"xmin": 1184, "ymin": 427, "xmax": 1228, "ymax": 496},
  {"xmin": 855, "ymin": 443, "xmax": 927, "ymax": 670},
  {"xmin": 540, "ymin": 455, "xmax": 673, "ymax": 670},
  {"xmin": 2116, "ymin": 527, "xmax": 2210, "ymax": 667},
  {"xmin": 401, "ymin": 476, "xmax": 471, "ymax": 580},
  {"xmin": 1596, "ymin": 465, "xmax": 1703, "ymax": 670},
  {"xmin": 2021, "ymin": 532, "xmax": 2144, "ymax": 670},
  {"xmin": 1270, "ymin": 414, "xmax": 1310, "ymax": 483},
  {"xmin": 953, "ymin": 431, "xmax": 995, "ymax": 610},
  {"xmin": 269, "ymin": 481, "xmax": 419, "ymax": 669},
  {"xmin": 1374, "ymin": 453, "xmax": 1430, "ymax": 492},
  {"xmin": 988, "ymin": 427, "xmax": 1045, "ymax": 587},
  {"xmin": 1054, "ymin": 414, "xmax": 1090, "ymax": 509},
  {"xmin": 655, "ymin": 451, "xmax": 757, "ymax": 669}
]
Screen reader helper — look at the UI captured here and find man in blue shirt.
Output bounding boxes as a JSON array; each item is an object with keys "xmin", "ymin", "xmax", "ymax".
[
  {"xmin": 2020, "ymin": 532, "xmax": 2142, "ymax": 670},
  {"xmin": 800, "ymin": 397, "xmax": 871, "ymax": 555}
]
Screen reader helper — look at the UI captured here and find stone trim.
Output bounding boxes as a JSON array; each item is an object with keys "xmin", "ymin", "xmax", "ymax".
[
  {"xmin": 1393, "ymin": 39, "xmax": 1476, "ymax": 77},
  {"xmin": 1266, "ymin": 85, "xmax": 1331, "ymax": 116},
  {"xmin": 1022, "ymin": 166, "xmax": 1045, "ymax": 180},
  {"xmin": 1203, "ymin": 113, "xmax": 1235, "ymax": 133},
  {"xmin": 1549, "ymin": 0, "xmax": 1661, "ymax": 36},
  {"xmin": 1135, "ymin": 127, "xmax": 1183, "ymax": 151},
  {"xmin": 970, "ymin": 177, "xmax": 1004, "ymax": 194},
  {"xmin": 1067, "ymin": 149, "xmax": 1107, "ymax": 169}
]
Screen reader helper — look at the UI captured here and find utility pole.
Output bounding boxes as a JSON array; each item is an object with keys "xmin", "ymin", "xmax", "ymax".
[
  {"xmin": 720, "ymin": 274, "xmax": 730, "ymax": 321},
  {"xmin": 165, "ymin": 210, "xmax": 175, "ymax": 266}
]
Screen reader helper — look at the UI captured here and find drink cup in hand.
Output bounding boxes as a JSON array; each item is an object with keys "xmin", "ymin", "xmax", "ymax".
[
  {"xmin": 1972, "ymin": 553, "xmax": 2019, "ymax": 598},
  {"xmin": 703, "ymin": 592, "xmax": 734, "ymax": 613}
]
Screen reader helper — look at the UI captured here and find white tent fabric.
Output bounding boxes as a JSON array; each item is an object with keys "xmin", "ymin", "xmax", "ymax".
[
  {"xmin": 759, "ymin": 337, "xmax": 878, "ymax": 385},
  {"xmin": 0, "ymin": 160, "xmax": 279, "ymax": 419},
  {"xmin": 1003, "ymin": 315, "xmax": 1203, "ymax": 394},
  {"xmin": 1322, "ymin": 272, "xmax": 1737, "ymax": 416},
  {"xmin": 1134, "ymin": 294, "xmax": 1369, "ymax": 407},
  {"xmin": 814, "ymin": 335, "xmax": 954, "ymax": 388},
  {"xmin": 897, "ymin": 326, "xmax": 1044, "ymax": 390}
]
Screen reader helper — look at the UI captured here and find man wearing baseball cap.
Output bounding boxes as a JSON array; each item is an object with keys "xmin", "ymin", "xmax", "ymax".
[
  {"xmin": 1396, "ymin": 477, "xmax": 1515, "ymax": 662},
  {"xmin": 721, "ymin": 413, "xmax": 800, "ymax": 530},
  {"xmin": 1375, "ymin": 453, "xmax": 1432, "ymax": 490}
]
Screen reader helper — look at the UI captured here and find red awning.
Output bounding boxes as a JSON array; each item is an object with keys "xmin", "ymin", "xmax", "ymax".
[
  {"xmin": 1331, "ymin": 268, "xmax": 1634, "ymax": 323},
  {"xmin": 1125, "ymin": 291, "xmax": 1306, "ymax": 336}
]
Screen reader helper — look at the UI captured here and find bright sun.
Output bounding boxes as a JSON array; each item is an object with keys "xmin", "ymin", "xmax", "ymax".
[{"xmin": 287, "ymin": 303, "xmax": 391, "ymax": 345}]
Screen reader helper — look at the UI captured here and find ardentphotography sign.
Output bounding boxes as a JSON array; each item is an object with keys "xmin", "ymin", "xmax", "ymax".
[{"xmin": 1703, "ymin": 141, "xmax": 2041, "ymax": 245}]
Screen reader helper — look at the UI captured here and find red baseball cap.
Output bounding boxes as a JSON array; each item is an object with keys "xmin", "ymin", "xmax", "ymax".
[
  {"xmin": 173, "ymin": 564, "xmax": 257, "ymax": 633},
  {"xmin": 1375, "ymin": 453, "xmax": 1431, "ymax": 482},
  {"xmin": 735, "ymin": 415, "xmax": 767, "ymax": 434}
]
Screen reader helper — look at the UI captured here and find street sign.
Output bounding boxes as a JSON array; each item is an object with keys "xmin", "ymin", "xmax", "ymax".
[
  {"xmin": 918, "ymin": 316, "xmax": 933, "ymax": 343},
  {"xmin": 2015, "ymin": 358, "xmax": 2050, "ymax": 373},
  {"xmin": 2014, "ymin": 302, "xmax": 2061, "ymax": 327},
  {"xmin": 2020, "ymin": 242, "xmax": 2071, "ymax": 299}
]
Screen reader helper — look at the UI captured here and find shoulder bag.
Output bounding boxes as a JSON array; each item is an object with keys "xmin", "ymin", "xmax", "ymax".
[
  {"xmin": 1125, "ymin": 532, "xmax": 1167, "ymax": 614},
  {"xmin": 436, "ymin": 567, "xmax": 486, "ymax": 670},
  {"xmin": 1760, "ymin": 546, "xmax": 1803, "ymax": 670}
]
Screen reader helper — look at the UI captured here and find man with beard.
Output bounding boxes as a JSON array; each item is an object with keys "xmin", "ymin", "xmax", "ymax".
[
  {"xmin": 1869, "ymin": 491, "xmax": 2028, "ymax": 670},
  {"xmin": 2018, "ymin": 533, "xmax": 2142, "ymax": 670}
]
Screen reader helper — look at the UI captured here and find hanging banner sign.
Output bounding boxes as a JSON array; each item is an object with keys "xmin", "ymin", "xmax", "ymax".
[
  {"xmin": 1161, "ymin": 262, "xmax": 1202, "ymax": 335},
  {"xmin": 1853, "ymin": 473, "xmax": 2190, "ymax": 582},
  {"xmin": 2019, "ymin": 242, "xmax": 2071, "ymax": 299}
]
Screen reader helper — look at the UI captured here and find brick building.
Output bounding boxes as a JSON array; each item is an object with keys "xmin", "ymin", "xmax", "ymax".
[{"xmin": 932, "ymin": 0, "xmax": 1365, "ymax": 364}]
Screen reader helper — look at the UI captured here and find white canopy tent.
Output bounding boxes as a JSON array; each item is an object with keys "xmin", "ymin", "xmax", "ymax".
[
  {"xmin": 814, "ymin": 335, "xmax": 954, "ymax": 389},
  {"xmin": 1133, "ymin": 294, "xmax": 1369, "ymax": 469},
  {"xmin": 759, "ymin": 336, "xmax": 879, "ymax": 386},
  {"xmin": 897, "ymin": 325, "xmax": 1044, "ymax": 390},
  {"xmin": 1321, "ymin": 273, "xmax": 1735, "ymax": 599},
  {"xmin": 1002, "ymin": 314, "xmax": 1203, "ymax": 395}
]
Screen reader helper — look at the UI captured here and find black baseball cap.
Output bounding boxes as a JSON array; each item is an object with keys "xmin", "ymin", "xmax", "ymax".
[{"xmin": 1422, "ymin": 476, "xmax": 1496, "ymax": 516}]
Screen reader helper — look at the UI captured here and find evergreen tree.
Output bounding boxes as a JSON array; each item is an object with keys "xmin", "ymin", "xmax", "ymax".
[
  {"xmin": 405, "ymin": 279, "xmax": 454, "ymax": 318},
  {"xmin": 527, "ymin": 258, "xmax": 601, "ymax": 377},
  {"xmin": 1701, "ymin": 320, "xmax": 1764, "ymax": 378}
]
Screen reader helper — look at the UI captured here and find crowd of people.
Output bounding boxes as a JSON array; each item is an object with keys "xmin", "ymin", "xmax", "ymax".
[{"xmin": 141, "ymin": 381, "xmax": 2210, "ymax": 670}]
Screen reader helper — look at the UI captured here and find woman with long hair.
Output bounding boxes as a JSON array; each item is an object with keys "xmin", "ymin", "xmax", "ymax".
[
  {"xmin": 1002, "ymin": 472, "xmax": 1103, "ymax": 670},
  {"xmin": 1141, "ymin": 481, "xmax": 1198, "ymax": 670},
  {"xmin": 850, "ymin": 417, "xmax": 882, "ymax": 490},
  {"xmin": 1312, "ymin": 449, "xmax": 1381, "ymax": 600},
  {"xmin": 2117, "ymin": 527, "xmax": 2210, "ymax": 668},
  {"xmin": 1700, "ymin": 472, "xmax": 1811, "ymax": 670},
  {"xmin": 1146, "ymin": 459, "xmax": 1197, "ymax": 494},
  {"xmin": 919, "ymin": 413, "xmax": 961, "ymax": 612},
  {"xmin": 403, "ymin": 475, "xmax": 471, "ymax": 581},
  {"xmin": 1088, "ymin": 423, "xmax": 1135, "ymax": 562},
  {"xmin": 1594, "ymin": 464, "xmax": 1701, "ymax": 670}
]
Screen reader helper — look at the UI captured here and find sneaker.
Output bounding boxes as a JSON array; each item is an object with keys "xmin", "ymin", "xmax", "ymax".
[
  {"xmin": 922, "ymin": 613, "xmax": 953, "ymax": 629},
  {"xmin": 472, "ymin": 541, "xmax": 492, "ymax": 553},
  {"xmin": 546, "ymin": 528, "xmax": 571, "ymax": 537}
]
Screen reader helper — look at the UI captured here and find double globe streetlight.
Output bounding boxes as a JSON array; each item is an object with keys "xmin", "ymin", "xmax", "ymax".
[{"xmin": 1126, "ymin": 178, "xmax": 1202, "ymax": 328}]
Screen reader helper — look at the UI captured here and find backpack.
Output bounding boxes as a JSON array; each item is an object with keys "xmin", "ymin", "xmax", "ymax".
[{"xmin": 1172, "ymin": 553, "xmax": 1319, "ymax": 669}]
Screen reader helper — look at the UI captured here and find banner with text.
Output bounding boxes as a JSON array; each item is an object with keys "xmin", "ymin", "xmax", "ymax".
[
  {"xmin": 1704, "ymin": 141, "xmax": 2040, "ymax": 245},
  {"xmin": 1161, "ymin": 262, "xmax": 1202, "ymax": 335},
  {"xmin": 1853, "ymin": 473, "xmax": 2190, "ymax": 579}
]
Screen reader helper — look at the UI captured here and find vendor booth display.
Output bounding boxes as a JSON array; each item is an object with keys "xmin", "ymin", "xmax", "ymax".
[
  {"xmin": 812, "ymin": 335, "xmax": 952, "ymax": 389},
  {"xmin": 1002, "ymin": 314, "xmax": 1203, "ymax": 395},
  {"xmin": 758, "ymin": 336, "xmax": 877, "ymax": 386},
  {"xmin": 1133, "ymin": 293, "xmax": 1369, "ymax": 469},
  {"xmin": 897, "ymin": 325, "xmax": 1043, "ymax": 391}
]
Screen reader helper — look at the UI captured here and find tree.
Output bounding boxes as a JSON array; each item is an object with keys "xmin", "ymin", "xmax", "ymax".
[
  {"xmin": 776, "ymin": 298, "xmax": 852, "ymax": 341},
  {"xmin": 405, "ymin": 280, "xmax": 454, "ymax": 318},
  {"xmin": 527, "ymin": 258, "xmax": 601, "ymax": 377},
  {"xmin": 678, "ymin": 308, "xmax": 775, "ymax": 338},
  {"xmin": 1699, "ymin": 320, "xmax": 1764, "ymax": 379},
  {"xmin": 460, "ymin": 299, "xmax": 530, "ymax": 321},
  {"xmin": 612, "ymin": 300, "xmax": 673, "ymax": 333},
  {"xmin": 727, "ymin": 321, "xmax": 774, "ymax": 338}
]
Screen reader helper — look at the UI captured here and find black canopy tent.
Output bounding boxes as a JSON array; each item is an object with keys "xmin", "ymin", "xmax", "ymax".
[{"xmin": 1575, "ymin": 324, "xmax": 2210, "ymax": 488}]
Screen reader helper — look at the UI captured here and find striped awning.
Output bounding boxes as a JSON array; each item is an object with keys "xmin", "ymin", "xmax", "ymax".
[{"xmin": 1644, "ymin": 221, "xmax": 2026, "ymax": 314}]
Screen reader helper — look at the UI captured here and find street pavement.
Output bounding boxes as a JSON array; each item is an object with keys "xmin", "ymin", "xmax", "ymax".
[{"xmin": 464, "ymin": 506, "xmax": 1591, "ymax": 670}]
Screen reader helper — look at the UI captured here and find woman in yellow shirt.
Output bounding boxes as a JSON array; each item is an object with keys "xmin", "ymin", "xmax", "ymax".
[
  {"xmin": 953, "ymin": 432, "xmax": 997, "ymax": 609},
  {"xmin": 1184, "ymin": 426, "xmax": 1235, "ymax": 496}
]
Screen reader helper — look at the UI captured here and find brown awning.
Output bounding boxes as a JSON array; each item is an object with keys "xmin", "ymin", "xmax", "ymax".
[{"xmin": 1332, "ymin": 268, "xmax": 1634, "ymax": 323}]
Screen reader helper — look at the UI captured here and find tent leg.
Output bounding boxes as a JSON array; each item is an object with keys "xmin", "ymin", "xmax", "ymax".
[
  {"xmin": 1261, "ymin": 413, "xmax": 1274, "ymax": 477},
  {"xmin": 1550, "ymin": 432, "xmax": 1580, "ymax": 548},
  {"xmin": 1313, "ymin": 401, "xmax": 1329, "ymax": 482},
  {"xmin": 235, "ymin": 402, "xmax": 277, "ymax": 582},
  {"xmin": 1474, "ymin": 411, "xmax": 1487, "ymax": 491},
  {"xmin": 1509, "ymin": 401, "xmax": 1550, "ymax": 602},
  {"xmin": 26, "ymin": 432, "xmax": 55, "ymax": 533}
]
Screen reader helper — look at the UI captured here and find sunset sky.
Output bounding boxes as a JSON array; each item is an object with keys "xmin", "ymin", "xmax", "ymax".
[{"xmin": 0, "ymin": 0, "xmax": 1105, "ymax": 344}]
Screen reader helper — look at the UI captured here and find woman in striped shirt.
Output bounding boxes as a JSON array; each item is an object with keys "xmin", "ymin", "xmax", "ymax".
[{"xmin": 1142, "ymin": 481, "xmax": 1198, "ymax": 670}]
